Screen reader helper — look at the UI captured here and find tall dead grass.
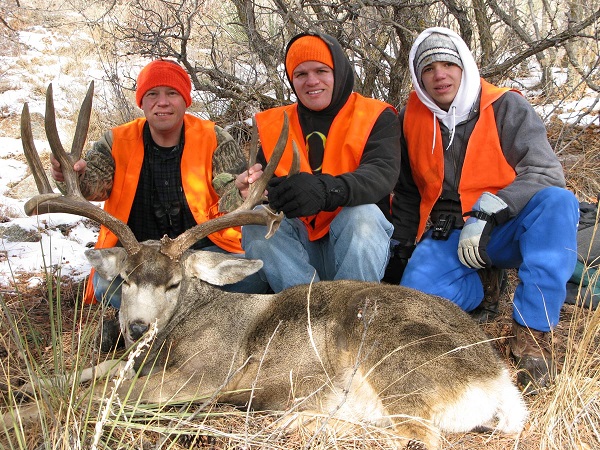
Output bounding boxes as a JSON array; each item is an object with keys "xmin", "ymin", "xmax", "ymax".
[
  {"xmin": 534, "ymin": 302, "xmax": 600, "ymax": 450},
  {"xmin": 0, "ymin": 248, "xmax": 598, "ymax": 449}
]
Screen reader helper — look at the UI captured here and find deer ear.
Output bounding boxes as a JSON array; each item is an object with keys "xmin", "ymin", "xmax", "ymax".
[
  {"xmin": 184, "ymin": 251, "xmax": 263, "ymax": 286},
  {"xmin": 85, "ymin": 248, "xmax": 128, "ymax": 280}
]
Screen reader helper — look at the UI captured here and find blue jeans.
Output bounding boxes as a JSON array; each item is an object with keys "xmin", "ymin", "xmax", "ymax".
[
  {"xmin": 92, "ymin": 245, "xmax": 271, "ymax": 309},
  {"xmin": 242, "ymin": 204, "xmax": 394, "ymax": 293},
  {"xmin": 401, "ymin": 187, "xmax": 579, "ymax": 331}
]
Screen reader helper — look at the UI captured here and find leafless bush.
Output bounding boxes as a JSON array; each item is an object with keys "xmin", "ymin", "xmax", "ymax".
[
  {"xmin": 96, "ymin": 1, "xmax": 600, "ymax": 129},
  {"xmin": 15, "ymin": 1, "xmax": 598, "ymax": 156}
]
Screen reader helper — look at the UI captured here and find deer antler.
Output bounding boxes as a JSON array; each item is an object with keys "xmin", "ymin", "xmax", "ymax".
[
  {"xmin": 23, "ymin": 83, "xmax": 298, "ymax": 261},
  {"xmin": 159, "ymin": 112, "xmax": 299, "ymax": 260},
  {"xmin": 22, "ymin": 82, "xmax": 142, "ymax": 255}
]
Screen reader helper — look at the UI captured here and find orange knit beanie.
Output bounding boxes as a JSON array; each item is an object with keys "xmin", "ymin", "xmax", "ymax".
[
  {"xmin": 135, "ymin": 60, "xmax": 192, "ymax": 107},
  {"xmin": 285, "ymin": 35, "xmax": 334, "ymax": 79}
]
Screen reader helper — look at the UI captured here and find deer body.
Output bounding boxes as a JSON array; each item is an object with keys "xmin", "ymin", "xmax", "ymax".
[
  {"xmin": 11, "ymin": 83, "xmax": 527, "ymax": 449},
  {"xmin": 85, "ymin": 242, "xmax": 527, "ymax": 449}
]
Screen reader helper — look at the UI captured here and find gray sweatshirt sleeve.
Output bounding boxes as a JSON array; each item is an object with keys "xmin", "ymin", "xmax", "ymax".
[{"xmin": 493, "ymin": 91, "xmax": 566, "ymax": 216}]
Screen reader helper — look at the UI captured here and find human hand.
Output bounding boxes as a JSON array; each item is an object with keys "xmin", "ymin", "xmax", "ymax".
[
  {"xmin": 268, "ymin": 172, "xmax": 327, "ymax": 218},
  {"xmin": 235, "ymin": 163, "xmax": 263, "ymax": 199},
  {"xmin": 457, "ymin": 192, "xmax": 509, "ymax": 269},
  {"xmin": 50, "ymin": 154, "xmax": 86, "ymax": 182}
]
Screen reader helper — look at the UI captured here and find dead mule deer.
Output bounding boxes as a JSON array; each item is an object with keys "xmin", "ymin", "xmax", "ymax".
[{"xmin": 6, "ymin": 83, "xmax": 527, "ymax": 450}]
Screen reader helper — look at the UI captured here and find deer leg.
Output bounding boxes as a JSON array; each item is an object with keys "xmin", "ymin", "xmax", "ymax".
[
  {"xmin": 0, "ymin": 403, "xmax": 42, "ymax": 431},
  {"xmin": 111, "ymin": 367, "xmax": 242, "ymax": 406},
  {"xmin": 389, "ymin": 420, "xmax": 440, "ymax": 450}
]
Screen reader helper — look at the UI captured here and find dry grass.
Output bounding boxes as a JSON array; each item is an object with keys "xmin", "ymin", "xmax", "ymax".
[
  {"xmin": 0, "ymin": 259, "xmax": 598, "ymax": 449},
  {"xmin": 0, "ymin": 123, "xmax": 598, "ymax": 449},
  {"xmin": 550, "ymin": 119, "xmax": 600, "ymax": 203}
]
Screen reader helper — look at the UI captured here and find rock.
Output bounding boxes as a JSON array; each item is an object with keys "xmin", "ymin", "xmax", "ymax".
[{"xmin": 0, "ymin": 224, "xmax": 41, "ymax": 242}]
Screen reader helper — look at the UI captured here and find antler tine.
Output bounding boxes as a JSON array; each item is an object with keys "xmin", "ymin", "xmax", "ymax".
[
  {"xmin": 21, "ymin": 102, "xmax": 54, "ymax": 195},
  {"xmin": 239, "ymin": 112, "xmax": 290, "ymax": 211},
  {"xmin": 44, "ymin": 83, "xmax": 80, "ymax": 196},
  {"xmin": 70, "ymin": 81, "xmax": 94, "ymax": 161},
  {"xmin": 23, "ymin": 83, "xmax": 142, "ymax": 255},
  {"xmin": 248, "ymin": 114, "xmax": 299, "ymax": 183},
  {"xmin": 160, "ymin": 111, "xmax": 299, "ymax": 260},
  {"xmin": 290, "ymin": 140, "xmax": 301, "ymax": 176},
  {"xmin": 247, "ymin": 115, "xmax": 258, "ymax": 168}
]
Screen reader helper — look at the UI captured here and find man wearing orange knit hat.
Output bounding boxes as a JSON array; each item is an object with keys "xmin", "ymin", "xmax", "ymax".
[
  {"xmin": 50, "ymin": 59, "xmax": 270, "ymax": 350},
  {"xmin": 242, "ymin": 32, "xmax": 402, "ymax": 292}
]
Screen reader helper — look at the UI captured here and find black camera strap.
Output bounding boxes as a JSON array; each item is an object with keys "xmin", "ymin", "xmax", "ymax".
[{"xmin": 464, "ymin": 210, "xmax": 494, "ymax": 223}]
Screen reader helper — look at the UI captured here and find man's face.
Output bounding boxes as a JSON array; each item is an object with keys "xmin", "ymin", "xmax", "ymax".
[
  {"xmin": 140, "ymin": 86, "xmax": 187, "ymax": 142},
  {"xmin": 292, "ymin": 61, "xmax": 334, "ymax": 111},
  {"xmin": 421, "ymin": 61, "xmax": 463, "ymax": 111}
]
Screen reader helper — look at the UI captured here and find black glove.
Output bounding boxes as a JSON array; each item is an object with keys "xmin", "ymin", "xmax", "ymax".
[
  {"xmin": 382, "ymin": 240, "xmax": 415, "ymax": 285},
  {"xmin": 268, "ymin": 173, "xmax": 346, "ymax": 218}
]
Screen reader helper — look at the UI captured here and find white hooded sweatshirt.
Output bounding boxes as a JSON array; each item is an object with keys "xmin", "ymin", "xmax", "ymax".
[{"xmin": 408, "ymin": 27, "xmax": 482, "ymax": 152}]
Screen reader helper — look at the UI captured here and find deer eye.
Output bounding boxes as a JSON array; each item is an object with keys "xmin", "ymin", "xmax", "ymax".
[{"xmin": 166, "ymin": 281, "xmax": 181, "ymax": 292}]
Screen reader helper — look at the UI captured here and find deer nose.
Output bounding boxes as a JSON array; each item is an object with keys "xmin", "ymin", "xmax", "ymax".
[{"xmin": 129, "ymin": 321, "xmax": 149, "ymax": 340}]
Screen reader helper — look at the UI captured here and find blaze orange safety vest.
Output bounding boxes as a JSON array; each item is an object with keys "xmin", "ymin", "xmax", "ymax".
[
  {"xmin": 404, "ymin": 79, "xmax": 518, "ymax": 240},
  {"xmin": 255, "ymin": 92, "xmax": 394, "ymax": 241},
  {"xmin": 84, "ymin": 115, "xmax": 242, "ymax": 303}
]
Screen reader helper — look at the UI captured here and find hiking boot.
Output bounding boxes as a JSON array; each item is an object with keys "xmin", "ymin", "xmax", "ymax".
[
  {"xmin": 470, "ymin": 267, "xmax": 506, "ymax": 323},
  {"xmin": 100, "ymin": 316, "xmax": 125, "ymax": 353},
  {"xmin": 509, "ymin": 319, "xmax": 555, "ymax": 395}
]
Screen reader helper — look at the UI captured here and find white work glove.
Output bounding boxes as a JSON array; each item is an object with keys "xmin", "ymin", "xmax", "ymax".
[{"xmin": 458, "ymin": 192, "xmax": 510, "ymax": 269}]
